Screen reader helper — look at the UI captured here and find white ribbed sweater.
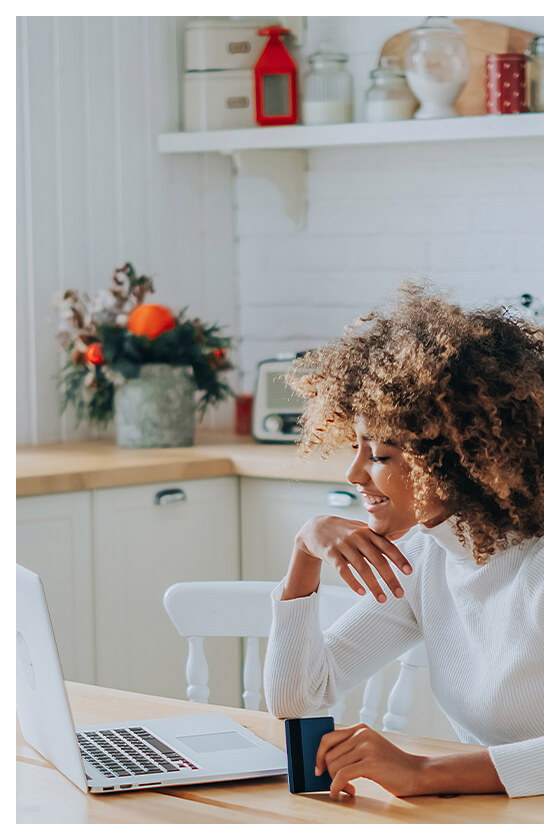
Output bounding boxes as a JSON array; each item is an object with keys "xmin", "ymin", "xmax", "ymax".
[{"xmin": 263, "ymin": 518, "xmax": 543, "ymax": 798}]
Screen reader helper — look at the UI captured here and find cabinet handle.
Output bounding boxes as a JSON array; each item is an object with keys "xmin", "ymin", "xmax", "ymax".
[
  {"xmin": 154, "ymin": 489, "xmax": 187, "ymax": 506},
  {"xmin": 326, "ymin": 491, "xmax": 356, "ymax": 508}
]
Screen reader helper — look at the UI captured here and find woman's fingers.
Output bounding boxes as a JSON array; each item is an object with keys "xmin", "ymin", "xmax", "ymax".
[
  {"xmin": 330, "ymin": 551, "xmax": 379, "ymax": 598},
  {"xmin": 316, "ymin": 727, "xmax": 369, "ymax": 800},
  {"xmin": 332, "ymin": 544, "xmax": 408, "ymax": 602},
  {"xmin": 339, "ymin": 782, "xmax": 356, "ymax": 798},
  {"xmin": 342, "ymin": 527, "xmax": 412, "ymax": 576},
  {"xmin": 330, "ymin": 763, "xmax": 364, "ymax": 799},
  {"xmin": 369, "ymin": 532, "xmax": 413, "ymax": 575},
  {"xmin": 347, "ymin": 541, "xmax": 405, "ymax": 599},
  {"xmin": 315, "ymin": 724, "xmax": 366, "ymax": 774}
]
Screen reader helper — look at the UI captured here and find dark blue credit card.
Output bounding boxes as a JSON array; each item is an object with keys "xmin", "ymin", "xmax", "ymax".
[{"xmin": 284, "ymin": 716, "xmax": 334, "ymax": 793}]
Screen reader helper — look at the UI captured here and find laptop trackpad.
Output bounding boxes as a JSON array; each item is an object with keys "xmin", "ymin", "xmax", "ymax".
[{"xmin": 176, "ymin": 731, "xmax": 257, "ymax": 753}]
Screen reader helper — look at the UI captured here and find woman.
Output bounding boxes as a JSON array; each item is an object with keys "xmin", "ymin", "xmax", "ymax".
[{"xmin": 263, "ymin": 283, "xmax": 543, "ymax": 800}]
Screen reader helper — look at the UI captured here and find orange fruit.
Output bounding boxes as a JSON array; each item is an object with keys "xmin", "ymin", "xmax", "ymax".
[
  {"xmin": 85, "ymin": 343, "xmax": 104, "ymax": 365},
  {"xmin": 128, "ymin": 304, "xmax": 175, "ymax": 340}
]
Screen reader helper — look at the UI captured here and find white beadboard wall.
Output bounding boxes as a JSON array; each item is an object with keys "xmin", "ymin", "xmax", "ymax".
[
  {"xmin": 16, "ymin": 16, "xmax": 237, "ymax": 444},
  {"xmin": 17, "ymin": 15, "xmax": 544, "ymax": 440}
]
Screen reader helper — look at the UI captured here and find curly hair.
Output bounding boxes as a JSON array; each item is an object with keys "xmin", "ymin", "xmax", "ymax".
[{"xmin": 286, "ymin": 282, "xmax": 544, "ymax": 564}]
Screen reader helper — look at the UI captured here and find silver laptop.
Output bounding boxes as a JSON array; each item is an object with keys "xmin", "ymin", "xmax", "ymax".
[{"xmin": 16, "ymin": 564, "xmax": 287, "ymax": 794}]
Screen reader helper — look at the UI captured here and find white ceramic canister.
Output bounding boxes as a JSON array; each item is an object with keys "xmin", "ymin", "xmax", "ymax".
[
  {"xmin": 183, "ymin": 70, "xmax": 255, "ymax": 131},
  {"xmin": 184, "ymin": 18, "xmax": 278, "ymax": 72}
]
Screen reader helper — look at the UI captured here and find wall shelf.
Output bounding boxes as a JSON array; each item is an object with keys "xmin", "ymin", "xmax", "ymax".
[
  {"xmin": 158, "ymin": 113, "xmax": 543, "ymax": 226},
  {"xmin": 158, "ymin": 113, "xmax": 543, "ymax": 155}
]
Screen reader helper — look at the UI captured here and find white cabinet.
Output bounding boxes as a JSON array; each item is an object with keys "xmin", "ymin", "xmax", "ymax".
[
  {"xmin": 16, "ymin": 492, "xmax": 96, "ymax": 684},
  {"xmin": 92, "ymin": 477, "xmax": 241, "ymax": 706},
  {"xmin": 241, "ymin": 477, "xmax": 367, "ymax": 584}
]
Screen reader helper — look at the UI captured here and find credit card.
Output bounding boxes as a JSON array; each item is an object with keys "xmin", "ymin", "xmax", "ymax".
[{"xmin": 284, "ymin": 716, "xmax": 334, "ymax": 793}]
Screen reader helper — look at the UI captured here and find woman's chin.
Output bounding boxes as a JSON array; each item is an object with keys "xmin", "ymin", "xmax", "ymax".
[
  {"xmin": 367, "ymin": 513, "xmax": 412, "ymax": 541},
  {"xmin": 367, "ymin": 513, "xmax": 392, "ymax": 535}
]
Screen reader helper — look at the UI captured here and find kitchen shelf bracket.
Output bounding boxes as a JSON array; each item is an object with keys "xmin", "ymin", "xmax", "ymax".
[{"xmin": 231, "ymin": 149, "xmax": 307, "ymax": 227}]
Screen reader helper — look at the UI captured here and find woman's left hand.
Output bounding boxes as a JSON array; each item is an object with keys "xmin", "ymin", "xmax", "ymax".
[{"xmin": 315, "ymin": 723, "xmax": 425, "ymax": 799}]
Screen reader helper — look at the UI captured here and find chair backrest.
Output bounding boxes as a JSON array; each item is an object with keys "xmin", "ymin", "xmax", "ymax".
[{"xmin": 163, "ymin": 580, "xmax": 427, "ymax": 731}]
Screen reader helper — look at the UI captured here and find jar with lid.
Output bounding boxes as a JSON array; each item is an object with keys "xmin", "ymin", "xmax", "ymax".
[
  {"xmin": 405, "ymin": 16, "xmax": 469, "ymax": 118},
  {"xmin": 526, "ymin": 35, "xmax": 544, "ymax": 112},
  {"xmin": 366, "ymin": 56, "xmax": 418, "ymax": 121},
  {"xmin": 301, "ymin": 48, "xmax": 353, "ymax": 125}
]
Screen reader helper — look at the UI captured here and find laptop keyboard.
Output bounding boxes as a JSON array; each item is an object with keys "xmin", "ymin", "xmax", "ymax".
[{"xmin": 77, "ymin": 726, "xmax": 200, "ymax": 779}]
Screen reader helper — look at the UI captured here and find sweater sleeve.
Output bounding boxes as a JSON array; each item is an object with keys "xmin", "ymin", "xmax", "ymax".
[
  {"xmin": 488, "ymin": 737, "xmax": 544, "ymax": 797},
  {"xmin": 263, "ymin": 578, "xmax": 422, "ymax": 719}
]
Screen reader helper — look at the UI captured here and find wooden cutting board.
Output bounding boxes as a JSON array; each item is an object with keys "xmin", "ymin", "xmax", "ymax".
[{"xmin": 380, "ymin": 19, "xmax": 538, "ymax": 115}]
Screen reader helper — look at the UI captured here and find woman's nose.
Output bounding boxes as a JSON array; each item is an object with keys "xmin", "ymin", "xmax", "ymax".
[{"xmin": 346, "ymin": 451, "xmax": 369, "ymax": 486}]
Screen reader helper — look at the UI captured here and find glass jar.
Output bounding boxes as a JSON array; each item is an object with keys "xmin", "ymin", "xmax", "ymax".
[
  {"xmin": 302, "ymin": 48, "xmax": 353, "ymax": 125},
  {"xmin": 405, "ymin": 16, "xmax": 469, "ymax": 119},
  {"xmin": 526, "ymin": 35, "xmax": 544, "ymax": 112},
  {"xmin": 366, "ymin": 57, "xmax": 418, "ymax": 121}
]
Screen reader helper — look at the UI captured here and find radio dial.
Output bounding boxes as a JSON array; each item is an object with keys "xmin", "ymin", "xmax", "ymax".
[{"xmin": 264, "ymin": 414, "xmax": 283, "ymax": 433}]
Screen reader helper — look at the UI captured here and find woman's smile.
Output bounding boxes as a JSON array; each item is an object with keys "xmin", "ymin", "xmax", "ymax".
[{"xmin": 358, "ymin": 490, "xmax": 391, "ymax": 512}]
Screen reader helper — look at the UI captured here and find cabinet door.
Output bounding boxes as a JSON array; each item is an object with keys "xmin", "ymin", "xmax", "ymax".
[
  {"xmin": 92, "ymin": 477, "xmax": 241, "ymax": 705},
  {"xmin": 16, "ymin": 492, "xmax": 95, "ymax": 683},
  {"xmin": 241, "ymin": 477, "xmax": 367, "ymax": 584}
]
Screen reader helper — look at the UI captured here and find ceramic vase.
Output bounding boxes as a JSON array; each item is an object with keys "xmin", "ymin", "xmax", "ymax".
[{"xmin": 115, "ymin": 364, "xmax": 196, "ymax": 448}]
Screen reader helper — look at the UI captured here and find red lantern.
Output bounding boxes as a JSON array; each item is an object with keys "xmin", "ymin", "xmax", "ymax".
[{"xmin": 254, "ymin": 26, "xmax": 298, "ymax": 126}]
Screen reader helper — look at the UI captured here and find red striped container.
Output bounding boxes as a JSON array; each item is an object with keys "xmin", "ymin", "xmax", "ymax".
[{"xmin": 486, "ymin": 53, "xmax": 528, "ymax": 114}]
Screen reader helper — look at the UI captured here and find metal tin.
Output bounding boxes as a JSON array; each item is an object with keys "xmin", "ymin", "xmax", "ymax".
[{"xmin": 486, "ymin": 53, "xmax": 528, "ymax": 114}]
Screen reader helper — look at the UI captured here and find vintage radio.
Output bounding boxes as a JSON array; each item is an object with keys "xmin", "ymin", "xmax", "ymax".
[{"xmin": 252, "ymin": 355, "xmax": 309, "ymax": 443}]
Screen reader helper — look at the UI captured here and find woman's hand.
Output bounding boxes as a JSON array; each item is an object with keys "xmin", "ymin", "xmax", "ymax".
[
  {"xmin": 315, "ymin": 723, "xmax": 424, "ymax": 799},
  {"xmin": 315, "ymin": 724, "xmax": 507, "ymax": 799},
  {"xmin": 293, "ymin": 515, "xmax": 413, "ymax": 603}
]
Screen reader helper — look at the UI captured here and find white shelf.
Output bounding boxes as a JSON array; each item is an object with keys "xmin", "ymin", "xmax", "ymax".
[{"xmin": 158, "ymin": 113, "xmax": 543, "ymax": 155}]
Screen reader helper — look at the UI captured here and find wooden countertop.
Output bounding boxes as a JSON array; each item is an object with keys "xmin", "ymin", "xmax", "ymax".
[
  {"xmin": 16, "ymin": 429, "xmax": 353, "ymax": 497},
  {"xmin": 17, "ymin": 682, "xmax": 543, "ymax": 824}
]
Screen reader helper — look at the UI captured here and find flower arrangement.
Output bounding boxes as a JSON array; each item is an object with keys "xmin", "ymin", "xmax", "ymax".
[{"xmin": 55, "ymin": 263, "xmax": 235, "ymax": 429}]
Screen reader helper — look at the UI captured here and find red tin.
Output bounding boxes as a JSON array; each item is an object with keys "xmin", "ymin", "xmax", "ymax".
[
  {"xmin": 235, "ymin": 393, "xmax": 253, "ymax": 436},
  {"xmin": 486, "ymin": 53, "xmax": 528, "ymax": 114},
  {"xmin": 254, "ymin": 26, "xmax": 298, "ymax": 126}
]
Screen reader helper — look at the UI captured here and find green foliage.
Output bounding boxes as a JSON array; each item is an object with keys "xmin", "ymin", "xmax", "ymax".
[{"xmin": 57, "ymin": 353, "xmax": 115, "ymax": 429}]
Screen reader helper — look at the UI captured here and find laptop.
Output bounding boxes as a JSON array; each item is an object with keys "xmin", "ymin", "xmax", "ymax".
[{"xmin": 16, "ymin": 564, "xmax": 288, "ymax": 794}]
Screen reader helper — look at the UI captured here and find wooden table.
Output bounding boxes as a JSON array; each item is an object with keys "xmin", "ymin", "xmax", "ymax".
[{"xmin": 17, "ymin": 682, "xmax": 543, "ymax": 824}]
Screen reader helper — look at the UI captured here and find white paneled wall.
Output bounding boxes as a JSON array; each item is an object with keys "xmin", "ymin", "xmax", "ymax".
[
  {"xmin": 17, "ymin": 16, "xmax": 544, "ymax": 436},
  {"xmin": 16, "ymin": 16, "xmax": 237, "ymax": 444}
]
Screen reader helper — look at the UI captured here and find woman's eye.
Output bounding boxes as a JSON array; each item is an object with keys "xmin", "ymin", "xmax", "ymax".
[{"xmin": 352, "ymin": 443, "xmax": 389, "ymax": 462}]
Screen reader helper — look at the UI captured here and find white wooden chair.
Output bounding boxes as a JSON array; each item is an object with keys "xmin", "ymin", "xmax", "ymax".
[{"xmin": 163, "ymin": 580, "xmax": 428, "ymax": 732}]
